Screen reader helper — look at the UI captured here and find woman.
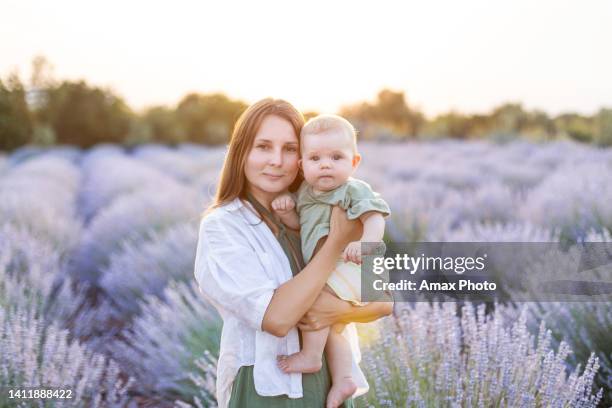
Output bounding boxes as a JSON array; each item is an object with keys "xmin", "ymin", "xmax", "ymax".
[{"xmin": 194, "ymin": 98, "xmax": 394, "ymax": 408}]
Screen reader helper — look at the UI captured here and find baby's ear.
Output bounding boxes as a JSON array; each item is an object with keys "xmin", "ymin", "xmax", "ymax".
[
  {"xmin": 352, "ymin": 153, "xmax": 362, "ymax": 168},
  {"xmin": 298, "ymin": 158, "xmax": 303, "ymax": 168}
]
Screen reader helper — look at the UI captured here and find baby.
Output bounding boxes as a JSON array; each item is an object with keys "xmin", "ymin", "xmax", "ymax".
[{"xmin": 272, "ymin": 114, "xmax": 390, "ymax": 408}]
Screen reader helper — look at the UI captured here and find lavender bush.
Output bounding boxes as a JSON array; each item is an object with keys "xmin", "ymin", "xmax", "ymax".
[
  {"xmin": 0, "ymin": 156, "xmax": 81, "ymax": 255},
  {"xmin": 430, "ymin": 221, "xmax": 558, "ymax": 243},
  {"xmin": 0, "ymin": 303, "xmax": 134, "ymax": 407},
  {"xmin": 0, "ymin": 225, "xmax": 79, "ymax": 323},
  {"xmin": 356, "ymin": 140, "xmax": 612, "ymax": 244},
  {"xmin": 177, "ymin": 351, "xmax": 218, "ymax": 408},
  {"xmin": 0, "ymin": 230, "xmax": 134, "ymax": 407},
  {"xmin": 1, "ymin": 140, "xmax": 611, "ymax": 406},
  {"xmin": 100, "ymin": 222, "xmax": 200, "ymax": 320},
  {"xmin": 68, "ymin": 184, "xmax": 204, "ymax": 284},
  {"xmin": 132, "ymin": 144, "xmax": 209, "ymax": 184},
  {"xmin": 106, "ymin": 280, "xmax": 221, "ymax": 404},
  {"xmin": 78, "ymin": 152, "xmax": 179, "ymax": 222},
  {"xmin": 37, "ymin": 145, "xmax": 82, "ymax": 164},
  {"xmin": 523, "ymin": 230, "xmax": 612, "ymax": 405},
  {"xmin": 357, "ymin": 303, "xmax": 603, "ymax": 407},
  {"xmin": 6, "ymin": 145, "xmax": 47, "ymax": 166},
  {"xmin": 527, "ymin": 302, "xmax": 612, "ymax": 406},
  {"xmin": 520, "ymin": 162, "xmax": 612, "ymax": 242}
]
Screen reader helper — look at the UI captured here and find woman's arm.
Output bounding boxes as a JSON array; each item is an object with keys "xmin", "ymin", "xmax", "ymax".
[
  {"xmin": 297, "ymin": 290, "xmax": 394, "ymax": 331},
  {"xmin": 339, "ymin": 299, "xmax": 394, "ymax": 324},
  {"xmin": 262, "ymin": 206, "xmax": 363, "ymax": 337}
]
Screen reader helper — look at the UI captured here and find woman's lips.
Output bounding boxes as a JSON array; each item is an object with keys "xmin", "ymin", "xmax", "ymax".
[{"xmin": 264, "ymin": 173, "xmax": 284, "ymax": 180}]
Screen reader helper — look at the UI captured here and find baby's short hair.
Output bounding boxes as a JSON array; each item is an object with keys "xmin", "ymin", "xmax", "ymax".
[{"xmin": 300, "ymin": 114, "xmax": 358, "ymax": 155}]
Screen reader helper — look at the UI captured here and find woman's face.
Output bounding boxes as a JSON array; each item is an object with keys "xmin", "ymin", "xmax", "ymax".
[{"xmin": 245, "ymin": 115, "xmax": 300, "ymax": 204}]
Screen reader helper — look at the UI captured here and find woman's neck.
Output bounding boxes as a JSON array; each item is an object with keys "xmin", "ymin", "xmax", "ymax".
[
  {"xmin": 245, "ymin": 188, "xmax": 282, "ymax": 235},
  {"xmin": 246, "ymin": 188, "xmax": 274, "ymax": 212}
]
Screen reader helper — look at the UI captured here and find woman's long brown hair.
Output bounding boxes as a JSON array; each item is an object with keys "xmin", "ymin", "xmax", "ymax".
[{"xmin": 203, "ymin": 98, "xmax": 305, "ymax": 217}]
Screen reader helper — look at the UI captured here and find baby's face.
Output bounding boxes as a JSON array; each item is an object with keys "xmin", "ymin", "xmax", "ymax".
[{"xmin": 300, "ymin": 130, "xmax": 360, "ymax": 192}]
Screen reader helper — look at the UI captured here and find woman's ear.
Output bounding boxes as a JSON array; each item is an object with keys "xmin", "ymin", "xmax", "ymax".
[{"xmin": 352, "ymin": 153, "xmax": 361, "ymax": 169}]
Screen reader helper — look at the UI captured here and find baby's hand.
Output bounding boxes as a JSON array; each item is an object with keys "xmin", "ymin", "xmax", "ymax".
[
  {"xmin": 343, "ymin": 241, "xmax": 362, "ymax": 264},
  {"xmin": 271, "ymin": 194, "xmax": 296, "ymax": 215}
]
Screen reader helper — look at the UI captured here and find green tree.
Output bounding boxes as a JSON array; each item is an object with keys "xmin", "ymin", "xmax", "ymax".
[
  {"xmin": 30, "ymin": 55, "xmax": 56, "ymax": 93},
  {"xmin": 378, "ymin": 89, "xmax": 425, "ymax": 136},
  {"xmin": 554, "ymin": 113, "xmax": 593, "ymax": 143},
  {"xmin": 0, "ymin": 73, "xmax": 32, "ymax": 151},
  {"xmin": 420, "ymin": 111, "xmax": 471, "ymax": 139},
  {"xmin": 490, "ymin": 103, "xmax": 528, "ymax": 134},
  {"xmin": 176, "ymin": 93, "xmax": 247, "ymax": 144},
  {"xmin": 465, "ymin": 114, "xmax": 491, "ymax": 138},
  {"xmin": 39, "ymin": 81, "xmax": 132, "ymax": 147},
  {"xmin": 28, "ymin": 55, "xmax": 57, "ymax": 145},
  {"xmin": 340, "ymin": 89, "xmax": 424, "ymax": 139},
  {"xmin": 142, "ymin": 106, "xmax": 185, "ymax": 144},
  {"xmin": 594, "ymin": 108, "xmax": 612, "ymax": 146},
  {"xmin": 523, "ymin": 110, "xmax": 556, "ymax": 141}
]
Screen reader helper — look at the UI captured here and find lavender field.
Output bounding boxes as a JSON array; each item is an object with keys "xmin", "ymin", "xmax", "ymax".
[{"xmin": 1, "ymin": 140, "xmax": 611, "ymax": 407}]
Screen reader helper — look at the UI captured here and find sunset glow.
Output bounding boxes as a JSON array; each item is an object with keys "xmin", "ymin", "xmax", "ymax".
[{"xmin": 2, "ymin": 0, "xmax": 611, "ymax": 116}]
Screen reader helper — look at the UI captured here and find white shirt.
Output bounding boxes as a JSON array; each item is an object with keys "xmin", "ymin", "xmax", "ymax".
[{"xmin": 193, "ymin": 197, "xmax": 368, "ymax": 408}]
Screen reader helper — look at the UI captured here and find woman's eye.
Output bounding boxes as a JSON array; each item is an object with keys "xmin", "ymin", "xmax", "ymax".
[
  {"xmin": 285, "ymin": 146, "xmax": 298, "ymax": 153},
  {"xmin": 257, "ymin": 144, "xmax": 269, "ymax": 150}
]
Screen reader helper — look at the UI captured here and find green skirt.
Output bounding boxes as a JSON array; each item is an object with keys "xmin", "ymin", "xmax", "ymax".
[{"xmin": 228, "ymin": 353, "xmax": 354, "ymax": 407}]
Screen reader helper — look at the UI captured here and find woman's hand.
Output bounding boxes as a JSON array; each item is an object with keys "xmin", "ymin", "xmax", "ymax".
[
  {"xmin": 328, "ymin": 206, "xmax": 362, "ymax": 249},
  {"xmin": 298, "ymin": 290, "xmax": 395, "ymax": 331},
  {"xmin": 297, "ymin": 290, "xmax": 352, "ymax": 331}
]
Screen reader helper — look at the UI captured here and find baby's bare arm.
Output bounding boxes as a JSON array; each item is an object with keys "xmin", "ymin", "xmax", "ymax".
[
  {"xmin": 343, "ymin": 212, "xmax": 386, "ymax": 263},
  {"xmin": 278, "ymin": 210, "xmax": 300, "ymax": 231},
  {"xmin": 359, "ymin": 211, "xmax": 385, "ymax": 242}
]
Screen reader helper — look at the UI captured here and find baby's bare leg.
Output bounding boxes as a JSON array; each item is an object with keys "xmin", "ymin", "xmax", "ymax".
[
  {"xmin": 325, "ymin": 323, "xmax": 357, "ymax": 408},
  {"xmin": 276, "ymin": 284, "xmax": 337, "ymax": 373},
  {"xmin": 277, "ymin": 326, "xmax": 329, "ymax": 373},
  {"xmin": 323, "ymin": 282, "xmax": 358, "ymax": 407}
]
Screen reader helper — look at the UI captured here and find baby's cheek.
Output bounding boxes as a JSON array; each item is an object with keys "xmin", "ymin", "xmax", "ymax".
[{"xmin": 302, "ymin": 167, "xmax": 318, "ymax": 181}]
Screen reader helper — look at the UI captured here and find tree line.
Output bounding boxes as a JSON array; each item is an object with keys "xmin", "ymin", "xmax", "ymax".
[
  {"xmin": 1, "ymin": 57, "xmax": 611, "ymax": 151},
  {"xmin": 0, "ymin": 57, "xmax": 248, "ymax": 151},
  {"xmin": 340, "ymin": 89, "xmax": 612, "ymax": 146}
]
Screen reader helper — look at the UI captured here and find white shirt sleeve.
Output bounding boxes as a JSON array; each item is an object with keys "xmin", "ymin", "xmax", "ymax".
[{"xmin": 194, "ymin": 214, "xmax": 276, "ymax": 332}]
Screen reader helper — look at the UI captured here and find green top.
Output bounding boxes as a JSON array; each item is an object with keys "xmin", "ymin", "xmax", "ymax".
[
  {"xmin": 297, "ymin": 178, "xmax": 391, "ymax": 263},
  {"xmin": 227, "ymin": 194, "xmax": 355, "ymax": 407}
]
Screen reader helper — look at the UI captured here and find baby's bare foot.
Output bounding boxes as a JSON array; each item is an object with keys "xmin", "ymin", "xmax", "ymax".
[
  {"xmin": 276, "ymin": 352, "xmax": 322, "ymax": 374},
  {"xmin": 326, "ymin": 377, "xmax": 357, "ymax": 408}
]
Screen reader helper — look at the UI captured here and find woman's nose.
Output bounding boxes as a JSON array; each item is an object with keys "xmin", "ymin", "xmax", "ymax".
[{"xmin": 268, "ymin": 148, "xmax": 283, "ymax": 166}]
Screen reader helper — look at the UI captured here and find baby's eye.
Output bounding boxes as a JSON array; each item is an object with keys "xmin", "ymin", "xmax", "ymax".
[
  {"xmin": 310, "ymin": 156, "xmax": 319, "ymax": 161},
  {"xmin": 333, "ymin": 154, "xmax": 343, "ymax": 160}
]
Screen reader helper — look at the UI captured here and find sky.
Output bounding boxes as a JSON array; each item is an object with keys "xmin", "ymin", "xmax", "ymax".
[{"xmin": 2, "ymin": 0, "xmax": 611, "ymax": 117}]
